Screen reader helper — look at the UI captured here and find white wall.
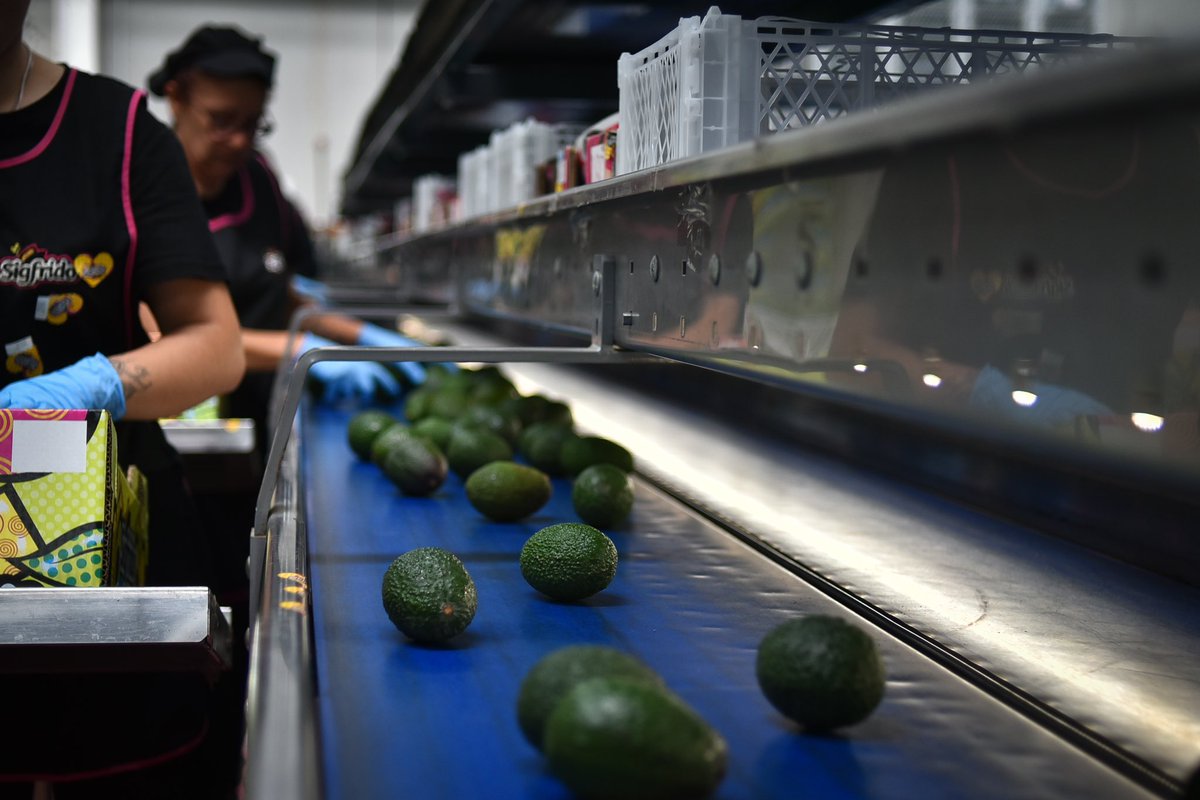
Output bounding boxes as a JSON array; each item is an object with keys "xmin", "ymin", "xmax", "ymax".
[{"xmin": 93, "ymin": 0, "xmax": 421, "ymax": 227}]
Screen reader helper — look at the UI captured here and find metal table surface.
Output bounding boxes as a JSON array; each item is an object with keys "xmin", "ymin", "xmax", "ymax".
[
  {"xmin": 300, "ymin": 402, "xmax": 1149, "ymax": 800},
  {"xmin": 0, "ymin": 587, "xmax": 232, "ymax": 678}
]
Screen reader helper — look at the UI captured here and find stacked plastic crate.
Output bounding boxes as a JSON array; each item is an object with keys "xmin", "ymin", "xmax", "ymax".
[
  {"xmin": 412, "ymin": 174, "xmax": 456, "ymax": 233},
  {"xmin": 616, "ymin": 5, "xmax": 1131, "ymax": 175},
  {"xmin": 456, "ymin": 119, "xmax": 580, "ymax": 220}
]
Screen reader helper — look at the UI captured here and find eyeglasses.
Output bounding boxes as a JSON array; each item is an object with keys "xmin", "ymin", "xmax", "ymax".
[{"xmin": 190, "ymin": 104, "xmax": 274, "ymax": 140}]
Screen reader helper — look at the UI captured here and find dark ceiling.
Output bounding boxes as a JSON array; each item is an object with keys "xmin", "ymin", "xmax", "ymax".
[{"xmin": 341, "ymin": 0, "xmax": 927, "ymax": 216}]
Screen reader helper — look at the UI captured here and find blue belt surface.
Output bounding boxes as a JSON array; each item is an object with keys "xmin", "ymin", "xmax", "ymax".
[{"xmin": 302, "ymin": 403, "xmax": 1144, "ymax": 800}]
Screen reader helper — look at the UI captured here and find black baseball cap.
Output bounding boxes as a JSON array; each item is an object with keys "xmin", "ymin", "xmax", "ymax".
[{"xmin": 148, "ymin": 25, "xmax": 276, "ymax": 96}]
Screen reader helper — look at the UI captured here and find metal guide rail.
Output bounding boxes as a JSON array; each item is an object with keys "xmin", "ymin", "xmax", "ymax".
[
  {"xmin": 244, "ymin": 397, "xmax": 1157, "ymax": 799},
  {"xmin": 372, "ymin": 39, "xmax": 1200, "ymax": 587}
]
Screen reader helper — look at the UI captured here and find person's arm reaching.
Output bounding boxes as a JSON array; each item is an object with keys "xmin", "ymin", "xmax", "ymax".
[
  {"xmin": 117, "ymin": 277, "xmax": 244, "ymax": 418},
  {"xmin": 1, "ymin": 278, "xmax": 243, "ymax": 419}
]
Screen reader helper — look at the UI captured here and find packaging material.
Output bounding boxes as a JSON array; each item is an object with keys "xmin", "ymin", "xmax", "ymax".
[
  {"xmin": 583, "ymin": 124, "xmax": 618, "ymax": 184},
  {"xmin": 552, "ymin": 146, "xmax": 583, "ymax": 193},
  {"xmin": 457, "ymin": 120, "xmax": 580, "ymax": 218},
  {"xmin": 0, "ymin": 409, "xmax": 148, "ymax": 587}
]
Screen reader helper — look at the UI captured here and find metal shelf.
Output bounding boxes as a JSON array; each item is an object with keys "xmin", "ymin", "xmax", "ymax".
[
  {"xmin": 161, "ymin": 418, "xmax": 256, "ymax": 455},
  {"xmin": 341, "ymin": 0, "xmax": 928, "ymax": 214},
  {"xmin": 0, "ymin": 587, "xmax": 232, "ymax": 680}
]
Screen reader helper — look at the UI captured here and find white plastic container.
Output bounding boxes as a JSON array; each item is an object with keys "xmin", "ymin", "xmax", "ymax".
[
  {"xmin": 457, "ymin": 119, "xmax": 580, "ymax": 218},
  {"xmin": 616, "ymin": 6, "xmax": 1130, "ymax": 174},
  {"xmin": 412, "ymin": 174, "xmax": 456, "ymax": 233},
  {"xmin": 456, "ymin": 145, "xmax": 491, "ymax": 219}
]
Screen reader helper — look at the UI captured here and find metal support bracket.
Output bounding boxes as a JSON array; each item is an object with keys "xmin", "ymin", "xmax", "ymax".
[{"xmin": 252, "ymin": 260, "xmax": 641, "ymax": 540}]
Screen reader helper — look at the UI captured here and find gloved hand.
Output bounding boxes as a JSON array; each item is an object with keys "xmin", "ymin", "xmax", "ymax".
[
  {"xmin": 968, "ymin": 364, "xmax": 1112, "ymax": 428},
  {"xmin": 291, "ymin": 274, "xmax": 329, "ymax": 304},
  {"xmin": 299, "ymin": 333, "xmax": 401, "ymax": 403},
  {"xmin": 0, "ymin": 353, "xmax": 126, "ymax": 419},
  {"xmin": 355, "ymin": 323, "xmax": 428, "ymax": 386}
]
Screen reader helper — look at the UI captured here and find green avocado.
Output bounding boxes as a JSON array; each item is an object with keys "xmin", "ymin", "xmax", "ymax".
[
  {"xmin": 403, "ymin": 387, "xmax": 434, "ymax": 422},
  {"xmin": 347, "ymin": 410, "xmax": 399, "ymax": 461},
  {"xmin": 518, "ymin": 421, "xmax": 574, "ymax": 475},
  {"xmin": 572, "ymin": 464, "xmax": 634, "ymax": 529},
  {"xmin": 381, "ymin": 547, "xmax": 477, "ymax": 643},
  {"xmin": 516, "ymin": 645, "xmax": 662, "ymax": 751},
  {"xmin": 755, "ymin": 615, "xmax": 886, "ymax": 731},
  {"xmin": 446, "ymin": 427, "xmax": 513, "ymax": 480},
  {"xmin": 519, "ymin": 522, "xmax": 617, "ymax": 601},
  {"xmin": 458, "ymin": 404, "xmax": 522, "ymax": 446},
  {"xmin": 544, "ymin": 677, "xmax": 728, "ymax": 800},
  {"xmin": 379, "ymin": 431, "xmax": 448, "ymax": 497},
  {"xmin": 369, "ymin": 424, "xmax": 412, "ymax": 467},
  {"xmin": 464, "ymin": 461, "xmax": 550, "ymax": 522},
  {"xmin": 560, "ymin": 435, "xmax": 634, "ymax": 476},
  {"xmin": 410, "ymin": 416, "xmax": 456, "ymax": 452}
]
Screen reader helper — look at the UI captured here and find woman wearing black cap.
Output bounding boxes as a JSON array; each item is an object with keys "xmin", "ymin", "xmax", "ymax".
[
  {"xmin": 148, "ymin": 24, "xmax": 427, "ymax": 442},
  {"xmin": 0, "ymin": 2, "xmax": 245, "ymax": 798}
]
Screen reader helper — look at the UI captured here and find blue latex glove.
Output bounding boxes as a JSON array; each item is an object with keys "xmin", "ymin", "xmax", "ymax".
[
  {"xmin": 968, "ymin": 364, "xmax": 1112, "ymax": 428},
  {"xmin": 299, "ymin": 333, "xmax": 401, "ymax": 403},
  {"xmin": 291, "ymin": 274, "xmax": 329, "ymax": 304},
  {"xmin": 0, "ymin": 353, "xmax": 126, "ymax": 419},
  {"xmin": 355, "ymin": 323, "xmax": 428, "ymax": 386}
]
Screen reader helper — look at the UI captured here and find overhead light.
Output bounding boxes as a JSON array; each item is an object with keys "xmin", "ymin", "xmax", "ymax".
[
  {"xmin": 922, "ymin": 372, "xmax": 942, "ymax": 388},
  {"xmin": 853, "ymin": 362, "xmax": 868, "ymax": 373}
]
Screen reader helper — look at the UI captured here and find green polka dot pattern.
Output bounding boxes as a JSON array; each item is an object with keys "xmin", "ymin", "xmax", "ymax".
[{"xmin": 0, "ymin": 421, "xmax": 111, "ymax": 587}]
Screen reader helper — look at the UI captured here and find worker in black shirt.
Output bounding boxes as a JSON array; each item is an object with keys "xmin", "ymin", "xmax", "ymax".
[
  {"xmin": 0, "ymin": 2, "xmax": 245, "ymax": 797},
  {"xmin": 146, "ymin": 24, "xmax": 427, "ymax": 449}
]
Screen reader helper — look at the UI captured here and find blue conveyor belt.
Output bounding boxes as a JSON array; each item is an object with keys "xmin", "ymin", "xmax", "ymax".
[{"xmin": 301, "ymin": 403, "xmax": 1146, "ymax": 800}]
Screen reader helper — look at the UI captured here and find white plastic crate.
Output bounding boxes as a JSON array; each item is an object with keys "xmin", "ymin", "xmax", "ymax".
[
  {"xmin": 412, "ymin": 174, "xmax": 456, "ymax": 233},
  {"xmin": 617, "ymin": 6, "xmax": 1132, "ymax": 174},
  {"xmin": 456, "ymin": 120, "xmax": 580, "ymax": 219},
  {"xmin": 507, "ymin": 119, "xmax": 579, "ymax": 206},
  {"xmin": 457, "ymin": 145, "xmax": 491, "ymax": 219}
]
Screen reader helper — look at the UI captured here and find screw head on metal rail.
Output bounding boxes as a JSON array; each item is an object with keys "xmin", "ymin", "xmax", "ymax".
[
  {"xmin": 746, "ymin": 251, "xmax": 763, "ymax": 287},
  {"xmin": 592, "ymin": 270, "xmax": 602, "ymax": 296},
  {"xmin": 649, "ymin": 255, "xmax": 660, "ymax": 282}
]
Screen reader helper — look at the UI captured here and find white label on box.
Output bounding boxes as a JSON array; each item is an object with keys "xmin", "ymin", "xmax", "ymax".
[
  {"xmin": 4, "ymin": 337, "xmax": 34, "ymax": 356},
  {"xmin": 12, "ymin": 420, "xmax": 87, "ymax": 473}
]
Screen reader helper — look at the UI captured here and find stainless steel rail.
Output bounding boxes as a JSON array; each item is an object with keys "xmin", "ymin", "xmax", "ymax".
[
  {"xmin": 243, "ymin": 423, "xmax": 320, "ymax": 800},
  {"xmin": 0, "ymin": 587, "xmax": 232, "ymax": 679}
]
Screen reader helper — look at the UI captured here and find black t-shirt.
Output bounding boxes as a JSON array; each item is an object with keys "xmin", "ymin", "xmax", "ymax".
[
  {"xmin": 204, "ymin": 151, "xmax": 317, "ymax": 330},
  {"xmin": 0, "ymin": 68, "xmax": 227, "ymax": 588},
  {"xmin": 0, "ymin": 67, "xmax": 224, "ymax": 374},
  {"xmin": 204, "ymin": 152, "xmax": 317, "ymax": 455}
]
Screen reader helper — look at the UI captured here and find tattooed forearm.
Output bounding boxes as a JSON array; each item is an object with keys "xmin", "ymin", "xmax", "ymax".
[{"xmin": 109, "ymin": 357, "xmax": 152, "ymax": 402}]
